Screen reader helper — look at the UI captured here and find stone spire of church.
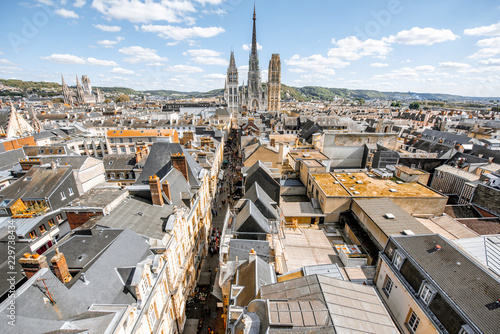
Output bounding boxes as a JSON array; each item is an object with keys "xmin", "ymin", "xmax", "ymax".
[
  {"xmin": 61, "ymin": 74, "xmax": 73, "ymax": 105},
  {"xmin": 251, "ymin": 3, "xmax": 257, "ymax": 57}
]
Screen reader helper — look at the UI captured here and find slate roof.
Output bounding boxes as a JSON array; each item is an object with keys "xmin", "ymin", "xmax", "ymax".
[
  {"xmin": 103, "ymin": 154, "xmax": 137, "ymax": 172},
  {"xmin": 394, "ymin": 234, "xmax": 500, "ymax": 334},
  {"xmin": 229, "ymin": 239, "xmax": 270, "ymax": 262},
  {"xmin": 244, "ymin": 182, "xmax": 279, "ymax": 220},
  {"xmin": 421, "ymin": 129, "xmax": 472, "ymax": 145},
  {"xmin": 0, "ymin": 148, "xmax": 25, "ymax": 170},
  {"xmin": 136, "ymin": 142, "xmax": 203, "ymax": 188},
  {"xmin": 244, "ymin": 161, "xmax": 281, "ymax": 204},
  {"xmin": 234, "ymin": 256, "xmax": 275, "ymax": 307},
  {"xmin": 234, "ymin": 200, "xmax": 270, "ymax": 235}
]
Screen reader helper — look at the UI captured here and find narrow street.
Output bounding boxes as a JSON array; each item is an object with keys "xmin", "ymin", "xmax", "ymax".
[{"xmin": 184, "ymin": 130, "xmax": 241, "ymax": 334}]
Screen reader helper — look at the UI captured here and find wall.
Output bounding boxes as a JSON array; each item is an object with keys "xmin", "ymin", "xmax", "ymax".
[
  {"xmin": 243, "ymin": 146, "xmax": 279, "ymax": 168},
  {"xmin": 323, "ymin": 146, "xmax": 366, "ymax": 168},
  {"xmin": 391, "ymin": 196, "xmax": 447, "ymax": 217},
  {"xmin": 351, "ymin": 201, "xmax": 387, "ymax": 250},
  {"xmin": 472, "ymin": 184, "xmax": 500, "ymax": 216},
  {"xmin": 66, "ymin": 211, "xmax": 103, "ymax": 230}
]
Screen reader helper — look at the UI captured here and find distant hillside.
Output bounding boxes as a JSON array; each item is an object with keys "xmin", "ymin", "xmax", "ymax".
[{"xmin": 1, "ymin": 78, "xmax": 498, "ymax": 102}]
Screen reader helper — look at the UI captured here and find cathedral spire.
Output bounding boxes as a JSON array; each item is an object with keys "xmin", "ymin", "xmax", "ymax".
[{"xmin": 251, "ymin": 3, "xmax": 257, "ymax": 56}]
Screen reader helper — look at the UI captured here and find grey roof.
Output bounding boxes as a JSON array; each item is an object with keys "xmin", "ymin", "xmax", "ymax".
[
  {"xmin": 229, "ymin": 239, "xmax": 270, "ymax": 262},
  {"xmin": 421, "ymin": 129, "xmax": 472, "ymax": 145},
  {"xmin": 103, "ymin": 154, "xmax": 136, "ymax": 172},
  {"xmin": 235, "ymin": 256, "xmax": 275, "ymax": 307},
  {"xmin": 260, "ymin": 274, "xmax": 398, "ymax": 333},
  {"xmin": 96, "ymin": 195, "xmax": 174, "ymax": 240},
  {"xmin": 353, "ymin": 198, "xmax": 433, "ymax": 240},
  {"xmin": 0, "ymin": 148, "xmax": 25, "ymax": 171},
  {"xmin": 302, "ymin": 263, "xmax": 344, "ymax": 280},
  {"xmin": 0, "ymin": 229, "xmax": 30, "ymax": 299},
  {"xmin": 244, "ymin": 161, "xmax": 280, "ymax": 204},
  {"xmin": 0, "ymin": 165, "xmax": 73, "ymax": 201},
  {"xmin": 136, "ymin": 142, "xmax": 203, "ymax": 188},
  {"xmin": 64, "ymin": 187, "xmax": 127, "ymax": 209},
  {"xmin": 40, "ymin": 156, "xmax": 89, "ymax": 171},
  {"xmin": 394, "ymin": 234, "xmax": 500, "ymax": 334},
  {"xmin": 234, "ymin": 200, "xmax": 270, "ymax": 235},
  {"xmin": 244, "ymin": 183, "xmax": 279, "ymax": 220}
]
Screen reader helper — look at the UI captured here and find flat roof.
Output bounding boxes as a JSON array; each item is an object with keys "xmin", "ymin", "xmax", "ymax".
[
  {"xmin": 311, "ymin": 173, "xmax": 350, "ymax": 196},
  {"xmin": 289, "ymin": 150, "xmax": 329, "ymax": 161},
  {"xmin": 435, "ymin": 164, "xmax": 480, "ymax": 182},
  {"xmin": 315, "ymin": 172, "xmax": 443, "ymax": 198},
  {"xmin": 302, "ymin": 159, "xmax": 323, "ymax": 167},
  {"xmin": 395, "ymin": 165, "xmax": 426, "ymax": 175},
  {"xmin": 106, "ymin": 129, "xmax": 177, "ymax": 137}
]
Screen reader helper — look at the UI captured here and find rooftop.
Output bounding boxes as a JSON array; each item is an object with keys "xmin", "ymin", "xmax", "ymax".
[
  {"xmin": 435, "ymin": 164, "xmax": 481, "ymax": 182},
  {"xmin": 313, "ymin": 172, "xmax": 443, "ymax": 198},
  {"xmin": 289, "ymin": 150, "xmax": 329, "ymax": 161},
  {"xmin": 64, "ymin": 187, "xmax": 127, "ymax": 209},
  {"xmin": 394, "ymin": 165, "xmax": 426, "ymax": 175}
]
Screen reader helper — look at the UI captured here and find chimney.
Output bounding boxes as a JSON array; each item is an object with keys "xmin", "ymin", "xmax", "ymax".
[
  {"xmin": 19, "ymin": 253, "xmax": 49, "ymax": 279},
  {"xmin": 149, "ymin": 175, "xmax": 164, "ymax": 206},
  {"xmin": 249, "ymin": 248, "xmax": 257, "ymax": 262},
  {"xmin": 51, "ymin": 248, "xmax": 72, "ymax": 283},
  {"xmin": 162, "ymin": 180, "xmax": 171, "ymax": 203},
  {"xmin": 20, "ymin": 158, "xmax": 41, "ymax": 171},
  {"xmin": 50, "ymin": 161, "xmax": 57, "ymax": 169},
  {"xmin": 434, "ymin": 245, "xmax": 442, "ymax": 251},
  {"xmin": 270, "ymin": 138, "xmax": 276, "ymax": 147},
  {"xmin": 171, "ymin": 153, "xmax": 189, "ymax": 182}
]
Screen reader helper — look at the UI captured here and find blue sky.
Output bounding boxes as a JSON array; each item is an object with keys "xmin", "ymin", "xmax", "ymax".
[{"xmin": 1, "ymin": 0, "xmax": 500, "ymax": 97}]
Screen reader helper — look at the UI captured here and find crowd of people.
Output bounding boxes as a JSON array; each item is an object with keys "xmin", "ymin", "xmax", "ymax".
[{"xmin": 209, "ymin": 227, "xmax": 220, "ymax": 255}]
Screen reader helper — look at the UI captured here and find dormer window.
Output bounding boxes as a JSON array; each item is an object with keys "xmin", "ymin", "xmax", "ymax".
[
  {"xmin": 418, "ymin": 281, "xmax": 437, "ymax": 305},
  {"xmin": 392, "ymin": 250, "xmax": 405, "ymax": 270}
]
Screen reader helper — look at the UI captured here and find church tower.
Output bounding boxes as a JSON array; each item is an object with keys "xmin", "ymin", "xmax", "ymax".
[
  {"xmin": 61, "ymin": 75, "xmax": 73, "ymax": 105},
  {"xmin": 247, "ymin": 4, "xmax": 263, "ymax": 111},
  {"xmin": 81, "ymin": 75, "xmax": 92, "ymax": 95},
  {"xmin": 75, "ymin": 75, "xmax": 85, "ymax": 104},
  {"xmin": 267, "ymin": 54, "xmax": 281, "ymax": 112},
  {"xmin": 225, "ymin": 51, "xmax": 239, "ymax": 113}
]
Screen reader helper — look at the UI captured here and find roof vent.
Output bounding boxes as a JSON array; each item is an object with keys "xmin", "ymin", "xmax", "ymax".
[
  {"xmin": 385, "ymin": 213, "xmax": 395, "ymax": 219},
  {"xmin": 396, "ymin": 181, "xmax": 403, "ymax": 184},
  {"xmin": 349, "ymin": 187, "xmax": 355, "ymax": 190},
  {"xmin": 356, "ymin": 181, "xmax": 363, "ymax": 184},
  {"xmin": 333, "ymin": 181, "xmax": 339, "ymax": 184},
  {"xmin": 389, "ymin": 189, "xmax": 397, "ymax": 193},
  {"xmin": 402, "ymin": 230, "xmax": 414, "ymax": 235},
  {"xmin": 353, "ymin": 191, "xmax": 360, "ymax": 195},
  {"xmin": 341, "ymin": 179, "xmax": 346, "ymax": 182},
  {"xmin": 434, "ymin": 245, "xmax": 442, "ymax": 251}
]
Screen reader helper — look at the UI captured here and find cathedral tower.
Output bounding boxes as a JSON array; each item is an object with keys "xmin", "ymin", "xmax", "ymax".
[
  {"xmin": 267, "ymin": 54, "xmax": 281, "ymax": 112},
  {"xmin": 225, "ymin": 51, "xmax": 239, "ymax": 113},
  {"xmin": 61, "ymin": 75, "xmax": 73, "ymax": 105}
]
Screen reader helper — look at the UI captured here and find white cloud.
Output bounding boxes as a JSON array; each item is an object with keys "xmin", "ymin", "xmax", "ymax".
[
  {"xmin": 140, "ymin": 24, "xmax": 225, "ymax": 40},
  {"xmin": 202, "ymin": 73, "xmax": 225, "ymax": 79},
  {"xmin": 97, "ymin": 36, "xmax": 124, "ymax": 48},
  {"xmin": 166, "ymin": 41, "xmax": 180, "ymax": 46},
  {"xmin": 60, "ymin": 0, "xmax": 67, "ymax": 5},
  {"xmin": 194, "ymin": 0, "xmax": 224, "ymax": 4},
  {"xmin": 110, "ymin": 67, "xmax": 134, "ymax": 74},
  {"xmin": 371, "ymin": 63, "xmax": 388, "ymax": 68},
  {"xmin": 285, "ymin": 54, "xmax": 349, "ymax": 76},
  {"xmin": 469, "ymin": 37, "xmax": 500, "ymax": 58},
  {"xmin": 73, "ymin": 0, "xmax": 85, "ymax": 8},
  {"xmin": 328, "ymin": 36, "xmax": 392, "ymax": 60},
  {"xmin": 40, "ymin": 53, "xmax": 86, "ymax": 64},
  {"xmin": 36, "ymin": 0, "xmax": 54, "ymax": 5},
  {"xmin": 40, "ymin": 53, "xmax": 117, "ymax": 66},
  {"xmin": 242, "ymin": 42, "xmax": 262, "ymax": 51},
  {"xmin": 185, "ymin": 49, "xmax": 221, "ymax": 57},
  {"xmin": 86, "ymin": 57, "xmax": 118, "ymax": 66},
  {"xmin": 0, "ymin": 59, "xmax": 15, "ymax": 65},
  {"xmin": 119, "ymin": 46, "xmax": 168, "ymax": 64},
  {"xmin": 414, "ymin": 65, "xmax": 435, "ymax": 72},
  {"xmin": 438, "ymin": 62, "xmax": 471, "ymax": 70},
  {"xmin": 464, "ymin": 21, "xmax": 500, "ymax": 36},
  {"xmin": 401, "ymin": 59, "xmax": 411, "ymax": 63},
  {"xmin": 93, "ymin": 24, "xmax": 121, "ymax": 32},
  {"xmin": 478, "ymin": 58, "xmax": 500, "ymax": 66},
  {"xmin": 91, "ymin": 0, "xmax": 195, "ymax": 23},
  {"xmin": 55, "ymin": 8, "xmax": 79, "ymax": 19},
  {"xmin": 191, "ymin": 56, "xmax": 227, "ymax": 66},
  {"xmin": 388, "ymin": 27, "xmax": 458, "ymax": 45},
  {"xmin": 165, "ymin": 64, "xmax": 204, "ymax": 73}
]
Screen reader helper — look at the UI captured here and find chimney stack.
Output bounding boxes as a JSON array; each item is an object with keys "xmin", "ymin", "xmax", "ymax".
[
  {"xmin": 20, "ymin": 158, "xmax": 41, "ymax": 171},
  {"xmin": 249, "ymin": 248, "xmax": 257, "ymax": 262},
  {"xmin": 162, "ymin": 180, "xmax": 171, "ymax": 203},
  {"xmin": 171, "ymin": 153, "xmax": 189, "ymax": 183},
  {"xmin": 270, "ymin": 138, "xmax": 276, "ymax": 147},
  {"xmin": 19, "ymin": 253, "xmax": 49, "ymax": 279},
  {"xmin": 149, "ymin": 175, "xmax": 164, "ymax": 206},
  {"xmin": 51, "ymin": 248, "xmax": 72, "ymax": 283}
]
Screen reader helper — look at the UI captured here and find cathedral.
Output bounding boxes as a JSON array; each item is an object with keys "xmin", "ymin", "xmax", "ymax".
[
  {"xmin": 224, "ymin": 5, "xmax": 281, "ymax": 113},
  {"xmin": 61, "ymin": 74, "xmax": 104, "ymax": 105}
]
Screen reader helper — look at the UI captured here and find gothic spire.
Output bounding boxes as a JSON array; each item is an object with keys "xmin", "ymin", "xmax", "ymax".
[
  {"xmin": 229, "ymin": 51, "xmax": 237, "ymax": 70},
  {"xmin": 251, "ymin": 3, "xmax": 257, "ymax": 57}
]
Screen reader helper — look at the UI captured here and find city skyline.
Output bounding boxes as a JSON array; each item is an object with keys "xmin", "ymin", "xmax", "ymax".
[{"xmin": 1, "ymin": 0, "xmax": 500, "ymax": 96}]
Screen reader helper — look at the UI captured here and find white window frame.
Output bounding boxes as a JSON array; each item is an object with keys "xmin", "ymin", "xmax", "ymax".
[
  {"xmin": 384, "ymin": 276, "xmax": 393, "ymax": 296},
  {"xmin": 392, "ymin": 249, "xmax": 405, "ymax": 270},
  {"xmin": 458, "ymin": 324, "xmax": 473, "ymax": 334},
  {"xmin": 147, "ymin": 302, "xmax": 158, "ymax": 329},
  {"xmin": 418, "ymin": 281, "xmax": 436, "ymax": 305},
  {"xmin": 407, "ymin": 310, "xmax": 420, "ymax": 333},
  {"xmin": 68, "ymin": 187, "xmax": 74, "ymax": 196},
  {"xmin": 60, "ymin": 191, "xmax": 66, "ymax": 200}
]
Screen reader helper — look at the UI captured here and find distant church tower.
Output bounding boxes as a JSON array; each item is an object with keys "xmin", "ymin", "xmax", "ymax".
[
  {"xmin": 75, "ymin": 75, "xmax": 85, "ymax": 104},
  {"xmin": 267, "ymin": 54, "xmax": 281, "ymax": 112},
  {"xmin": 225, "ymin": 51, "xmax": 239, "ymax": 113},
  {"xmin": 247, "ymin": 5, "xmax": 264, "ymax": 111},
  {"xmin": 81, "ymin": 75, "xmax": 92, "ymax": 95},
  {"xmin": 61, "ymin": 75, "xmax": 73, "ymax": 105}
]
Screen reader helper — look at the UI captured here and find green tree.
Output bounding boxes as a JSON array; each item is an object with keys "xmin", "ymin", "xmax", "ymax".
[
  {"xmin": 409, "ymin": 101, "xmax": 420, "ymax": 110},
  {"xmin": 115, "ymin": 94, "xmax": 130, "ymax": 103},
  {"xmin": 357, "ymin": 98, "xmax": 365, "ymax": 105},
  {"xmin": 104, "ymin": 98, "xmax": 112, "ymax": 104},
  {"xmin": 51, "ymin": 98, "xmax": 64, "ymax": 103}
]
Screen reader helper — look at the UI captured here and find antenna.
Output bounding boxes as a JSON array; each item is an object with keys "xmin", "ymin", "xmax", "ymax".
[{"xmin": 37, "ymin": 278, "xmax": 55, "ymax": 304}]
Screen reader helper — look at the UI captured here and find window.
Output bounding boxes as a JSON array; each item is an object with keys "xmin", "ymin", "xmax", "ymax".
[
  {"xmin": 60, "ymin": 191, "xmax": 66, "ymax": 200},
  {"xmin": 384, "ymin": 276, "xmax": 393, "ymax": 296},
  {"xmin": 68, "ymin": 187, "xmax": 74, "ymax": 196},
  {"xmin": 120, "ymin": 147, "xmax": 126, "ymax": 153},
  {"xmin": 29, "ymin": 230, "xmax": 37, "ymax": 239},
  {"xmin": 39, "ymin": 224, "xmax": 47, "ymax": 234},
  {"xmin": 419, "ymin": 282, "xmax": 436, "ymax": 305},
  {"xmin": 56, "ymin": 214, "xmax": 63, "ymax": 222},
  {"xmin": 458, "ymin": 325, "xmax": 473, "ymax": 334},
  {"xmin": 406, "ymin": 311, "xmax": 420, "ymax": 333},
  {"xmin": 147, "ymin": 303, "xmax": 158, "ymax": 328},
  {"xmin": 392, "ymin": 250, "xmax": 405, "ymax": 270},
  {"xmin": 48, "ymin": 219, "xmax": 55, "ymax": 227}
]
